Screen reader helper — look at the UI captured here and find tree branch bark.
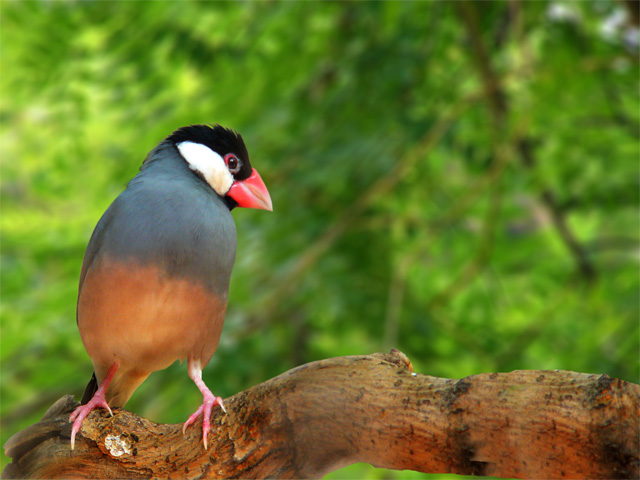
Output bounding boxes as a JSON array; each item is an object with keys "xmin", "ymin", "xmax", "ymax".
[{"xmin": 3, "ymin": 350, "xmax": 638, "ymax": 479}]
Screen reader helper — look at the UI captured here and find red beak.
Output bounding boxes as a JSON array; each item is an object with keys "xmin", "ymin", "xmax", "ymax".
[{"xmin": 227, "ymin": 168, "xmax": 273, "ymax": 211}]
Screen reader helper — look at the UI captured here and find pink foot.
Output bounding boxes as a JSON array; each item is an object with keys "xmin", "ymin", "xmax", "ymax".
[
  {"xmin": 69, "ymin": 362, "xmax": 118, "ymax": 450},
  {"xmin": 182, "ymin": 392, "xmax": 225, "ymax": 450},
  {"xmin": 183, "ymin": 359, "xmax": 226, "ymax": 450},
  {"xmin": 69, "ymin": 393, "xmax": 113, "ymax": 450}
]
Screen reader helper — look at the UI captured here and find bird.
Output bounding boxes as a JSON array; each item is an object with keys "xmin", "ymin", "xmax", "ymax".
[{"xmin": 69, "ymin": 124, "xmax": 272, "ymax": 450}]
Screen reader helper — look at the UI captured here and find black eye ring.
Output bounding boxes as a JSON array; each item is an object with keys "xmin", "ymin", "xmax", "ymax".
[{"xmin": 224, "ymin": 153, "xmax": 242, "ymax": 174}]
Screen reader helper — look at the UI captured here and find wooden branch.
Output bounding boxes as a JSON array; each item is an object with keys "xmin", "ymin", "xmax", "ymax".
[{"xmin": 3, "ymin": 350, "xmax": 638, "ymax": 479}]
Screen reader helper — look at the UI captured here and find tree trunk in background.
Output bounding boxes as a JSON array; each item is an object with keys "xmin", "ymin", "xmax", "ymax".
[{"xmin": 3, "ymin": 351, "xmax": 638, "ymax": 479}]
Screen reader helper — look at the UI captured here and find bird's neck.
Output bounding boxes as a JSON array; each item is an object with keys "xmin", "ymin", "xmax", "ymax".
[{"xmin": 136, "ymin": 142, "xmax": 234, "ymax": 211}]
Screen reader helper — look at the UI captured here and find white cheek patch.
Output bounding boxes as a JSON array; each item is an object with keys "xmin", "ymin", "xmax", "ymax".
[{"xmin": 177, "ymin": 141, "xmax": 233, "ymax": 196}]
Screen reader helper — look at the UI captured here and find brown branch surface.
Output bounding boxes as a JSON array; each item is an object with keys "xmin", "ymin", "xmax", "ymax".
[{"xmin": 3, "ymin": 351, "xmax": 638, "ymax": 479}]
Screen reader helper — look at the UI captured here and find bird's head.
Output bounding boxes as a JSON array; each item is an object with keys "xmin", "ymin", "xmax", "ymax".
[{"xmin": 168, "ymin": 124, "xmax": 272, "ymax": 211}]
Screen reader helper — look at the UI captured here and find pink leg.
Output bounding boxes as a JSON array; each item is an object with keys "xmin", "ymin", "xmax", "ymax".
[
  {"xmin": 182, "ymin": 359, "xmax": 226, "ymax": 450},
  {"xmin": 69, "ymin": 362, "xmax": 118, "ymax": 450}
]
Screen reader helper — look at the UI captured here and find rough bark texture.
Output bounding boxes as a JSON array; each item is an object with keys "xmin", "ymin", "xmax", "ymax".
[{"xmin": 3, "ymin": 351, "xmax": 639, "ymax": 479}]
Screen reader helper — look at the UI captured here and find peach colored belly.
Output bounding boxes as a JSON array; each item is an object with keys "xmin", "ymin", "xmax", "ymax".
[{"xmin": 77, "ymin": 259, "xmax": 226, "ymax": 389}]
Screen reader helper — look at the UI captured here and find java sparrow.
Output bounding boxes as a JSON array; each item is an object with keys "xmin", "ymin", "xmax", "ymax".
[{"xmin": 69, "ymin": 124, "xmax": 272, "ymax": 450}]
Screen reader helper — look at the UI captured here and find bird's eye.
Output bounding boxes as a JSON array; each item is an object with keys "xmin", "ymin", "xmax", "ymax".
[{"xmin": 224, "ymin": 154, "xmax": 242, "ymax": 175}]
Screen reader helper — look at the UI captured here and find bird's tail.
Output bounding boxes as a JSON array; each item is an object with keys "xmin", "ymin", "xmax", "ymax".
[{"xmin": 80, "ymin": 372, "xmax": 98, "ymax": 405}]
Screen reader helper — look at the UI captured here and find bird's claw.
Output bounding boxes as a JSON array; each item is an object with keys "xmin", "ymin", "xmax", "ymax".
[
  {"xmin": 182, "ymin": 405, "xmax": 205, "ymax": 434},
  {"xmin": 69, "ymin": 394, "xmax": 113, "ymax": 450},
  {"xmin": 182, "ymin": 394, "xmax": 225, "ymax": 450}
]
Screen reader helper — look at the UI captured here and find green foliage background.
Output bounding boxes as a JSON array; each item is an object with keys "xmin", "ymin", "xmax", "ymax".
[{"xmin": 1, "ymin": 2, "xmax": 637, "ymax": 478}]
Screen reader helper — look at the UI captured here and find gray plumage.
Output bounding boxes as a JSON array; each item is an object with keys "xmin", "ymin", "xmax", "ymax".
[{"xmin": 80, "ymin": 141, "xmax": 237, "ymax": 298}]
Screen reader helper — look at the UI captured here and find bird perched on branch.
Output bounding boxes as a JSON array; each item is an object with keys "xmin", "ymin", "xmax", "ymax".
[{"xmin": 69, "ymin": 124, "xmax": 272, "ymax": 450}]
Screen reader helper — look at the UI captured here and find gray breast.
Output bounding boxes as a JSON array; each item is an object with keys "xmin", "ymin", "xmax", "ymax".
[{"xmin": 81, "ymin": 144, "xmax": 237, "ymax": 296}]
